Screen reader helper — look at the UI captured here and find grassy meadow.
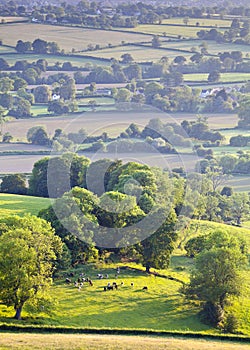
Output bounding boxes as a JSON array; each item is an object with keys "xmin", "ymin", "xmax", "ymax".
[
  {"xmin": 161, "ymin": 17, "xmax": 232, "ymax": 27},
  {"xmin": 0, "ymin": 194, "xmax": 51, "ymax": 217},
  {"xmin": 184, "ymin": 72, "xmax": 250, "ymax": 83},
  {"xmin": 84, "ymin": 45, "xmax": 192, "ymax": 62}
]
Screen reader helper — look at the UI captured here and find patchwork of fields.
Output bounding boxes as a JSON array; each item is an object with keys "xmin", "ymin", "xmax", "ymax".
[{"xmin": 0, "ymin": 23, "xmax": 152, "ymax": 53}]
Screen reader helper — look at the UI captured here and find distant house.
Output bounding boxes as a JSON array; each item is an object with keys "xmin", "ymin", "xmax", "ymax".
[
  {"xmin": 52, "ymin": 94, "xmax": 60, "ymax": 101},
  {"xmin": 95, "ymin": 88, "xmax": 112, "ymax": 96}
]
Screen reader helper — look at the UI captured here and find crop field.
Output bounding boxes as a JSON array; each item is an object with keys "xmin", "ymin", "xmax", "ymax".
[
  {"xmin": 88, "ymin": 44, "xmax": 193, "ymax": 62},
  {"xmin": 0, "ymin": 194, "xmax": 51, "ymax": 217},
  {"xmin": 161, "ymin": 18, "xmax": 232, "ymax": 28},
  {"xmin": 184, "ymin": 72, "xmax": 250, "ymax": 83},
  {"xmin": 0, "ymin": 52, "xmax": 110, "ymax": 67},
  {"xmin": 3, "ymin": 112, "xmax": 238, "ymax": 140},
  {"xmin": 0, "ymin": 333, "xmax": 249, "ymax": 350},
  {"xmin": 0, "ymin": 23, "xmax": 152, "ymax": 53}
]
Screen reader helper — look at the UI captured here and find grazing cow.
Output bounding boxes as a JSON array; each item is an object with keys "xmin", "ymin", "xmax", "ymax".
[
  {"xmin": 89, "ymin": 279, "xmax": 93, "ymax": 286},
  {"xmin": 69, "ymin": 272, "xmax": 74, "ymax": 277},
  {"xmin": 104, "ymin": 286, "xmax": 107, "ymax": 291},
  {"xmin": 131, "ymin": 282, "xmax": 134, "ymax": 287},
  {"xmin": 107, "ymin": 285, "xmax": 114, "ymax": 290},
  {"xmin": 121, "ymin": 282, "xmax": 124, "ymax": 286},
  {"xmin": 142, "ymin": 286, "xmax": 148, "ymax": 290},
  {"xmin": 65, "ymin": 278, "xmax": 71, "ymax": 284},
  {"xmin": 114, "ymin": 284, "xmax": 118, "ymax": 290}
]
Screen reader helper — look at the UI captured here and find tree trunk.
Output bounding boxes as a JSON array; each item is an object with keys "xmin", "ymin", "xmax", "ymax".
[
  {"xmin": 146, "ymin": 265, "xmax": 150, "ymax": 273},
  {"xmin": 14, "ymin": 306, "xmax": 22, "ymax": 320}
]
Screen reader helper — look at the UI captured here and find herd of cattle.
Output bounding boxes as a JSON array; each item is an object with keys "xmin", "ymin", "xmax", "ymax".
[{"xmin": 64, "ymin": 269, "xmax": 148, "ymax": 292}]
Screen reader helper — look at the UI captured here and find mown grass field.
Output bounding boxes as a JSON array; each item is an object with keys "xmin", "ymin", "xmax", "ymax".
[
  {"xmin": 84, "ymin": 45, "xmax": 192, "ymax": 62},
  {"xmin": 0, "ymin": 194, "xmax": 51, "ymax": 217},
  {"xmin": 0, "ymin": 333, "xmax": 249, "ymax": 350},
  {"xmin": 161, "ymin": 17, "xmax": 232, "ymax": 27},
  {"xmin": 118, "ymin": 24, "xmax": 224, "ymax": 39},
  {"xmin": 0, "ymin": 23, "xmax": 152, "ymax": 53},
  {"xmin": 0, "ymin": 53, "xmax": 110, "ymax": 67},
  {"xmin": 184, "ymin": 72, "xmax": 250, "ymax": 83},
  {"xmin": 161, "ymin": 39, "xmax": 250, "ymax": 57}
]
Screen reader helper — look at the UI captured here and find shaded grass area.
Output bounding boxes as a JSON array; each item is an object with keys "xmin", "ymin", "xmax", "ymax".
[
  {"xmin": 0, "ymin": 194, "xmax": 51, "ymax": 217},
  {"xmin": 0, "ymin": 333, "xmax": 249, "ymax": 350}
]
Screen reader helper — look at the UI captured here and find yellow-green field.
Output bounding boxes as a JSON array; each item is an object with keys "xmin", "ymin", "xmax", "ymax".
[
  {"xmin": 161, "ymin": 17, "xmax": 232, "ymax": 27},
  {"xmin": 84, "ymin": 45, "xmax": 192, "ymax": 62},
  {"xmin": 0, "ymin": 194, "xmax": 51, "ymax": 217},
  {"xmin": 0, "ymin": 23, "xmax": 152, "ymax": 53},
  {"xmin": 184, "ymin": 72, "xmax": 250, "ymax": 83},
  {"xmin": 118, "ymin": 24, "xmax": 222, "ymax": 38},
  {"xmin": 0, "ymin": 333, "xmax": 249, "ymax": 350}
]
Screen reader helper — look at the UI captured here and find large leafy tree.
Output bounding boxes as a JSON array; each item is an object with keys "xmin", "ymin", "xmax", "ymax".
[
  {"xmin": 185, "ymin": 230, "xmax": 248, "ymax": 326},
  {"xmin": 0, "ymin": 215, "xmax": 63, "ymax": 320}
]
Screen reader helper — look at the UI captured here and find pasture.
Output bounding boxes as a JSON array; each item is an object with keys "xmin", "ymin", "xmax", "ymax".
[
  {"xmin": 119, "ymin": 24, "xmax": 221, "ymax": 39},
  {"xmin": 184, "ymin": 72, "xmax": 250, "ymax": 83},
  {"xmin": 0, "ymin": 45, "xmax": 16, "ymax": 53},
  {"xmin": 0, "ymin": 23, "xmax": 152, "ymax": 53},
  {"xmin": 0, "ymin": 53, "xmax": 110, "ymax": 67},
  {"xmin": 0, "ymin": 194, "xmax": 51, "ymax": 217},
  {"xmin": 161, "ymin": 17, "xmax": 232, "ymax": 28},
  {"xmin": 84, "ymin": 45, "xmax": 192, "ymax": 62},
  {"xmin": 0, "ymin": 333, "xmax": 249, "ymax": 350},
  {"xmin": 161, "ymin": 39, "xmax": 250, "ymax": 58}
]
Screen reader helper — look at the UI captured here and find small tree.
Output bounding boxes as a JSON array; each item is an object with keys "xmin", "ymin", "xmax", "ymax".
[
  {"xmin": 0, "ymin": 174, "xmax": 27, "ymax": 195},
  {"xmin": 208, "ymin": 70, "xmax": 221, "ymax": 83},
  {"xmin": 27, "ymin": 126, "xmax": 50, "ymax": 146}
]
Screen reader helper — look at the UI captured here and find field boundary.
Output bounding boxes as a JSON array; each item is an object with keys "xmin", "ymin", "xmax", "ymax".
[{"xmin": 0, "ymin": 323, "xmax": 249, "ymax": 342}]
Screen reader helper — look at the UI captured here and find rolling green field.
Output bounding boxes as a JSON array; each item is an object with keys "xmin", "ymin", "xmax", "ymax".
[
  {"xmin": 0, "ymin": 23, "xmax": 152, "ymax": 53},
  {"xmin": 0, "ymin": 194, "xmax": 51, "ymax": 217}
]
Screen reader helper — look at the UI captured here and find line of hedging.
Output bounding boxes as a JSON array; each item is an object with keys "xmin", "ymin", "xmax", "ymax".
[{"xmin": 0, "ymin": 323, "xmax": 249, "ymax": 342}]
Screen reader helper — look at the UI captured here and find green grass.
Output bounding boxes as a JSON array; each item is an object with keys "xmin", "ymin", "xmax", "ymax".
[
  {"xmin": 161, "ymin": 18, "xmax": 232, "ymax": 28},
  {"xmin": 30, "ymin": 104, "xmax": 49, "ymax": 117},
  {"xmin": 0, "ymin": 193, "xmax": 51, "ymax": 217},
  {"xmin": 118, "ymin": 24, "xmax": 210, "ymax": 38},
  {"xmin": 0, "ymin": 53, "xmax": 110, "ymax": 67},
  {"xmin": 184, "ymin": 73, "xmax": 250, "ymax": 83},
  {"xmin": 0, "ymin": 45, "xmax": 16, "ymax": 53},
  {"xmin": 84, "ymin": 45, "xmax": 192, "ymax": 62}
]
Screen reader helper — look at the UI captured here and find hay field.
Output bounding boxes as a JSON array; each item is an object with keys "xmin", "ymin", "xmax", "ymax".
[
  {"xmin": 0, "ymin": 23, "xmax": 152, "ymax": 53},
  {"xmin": 0, "ymin": 333, "xmax": 249, "ymax": 350},
  {"xmin": 184, "ymin": 72, "xmax": 250, "ymax": 83},
  {"xmin": 0, "ymin": 16, "xmax": 27, "ymax": 23}
]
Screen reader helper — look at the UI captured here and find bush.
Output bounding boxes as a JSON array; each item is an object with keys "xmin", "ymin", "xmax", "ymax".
[{"xmin": 223, "ymin": 313, "xmax": 239, "ymax": 333}]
